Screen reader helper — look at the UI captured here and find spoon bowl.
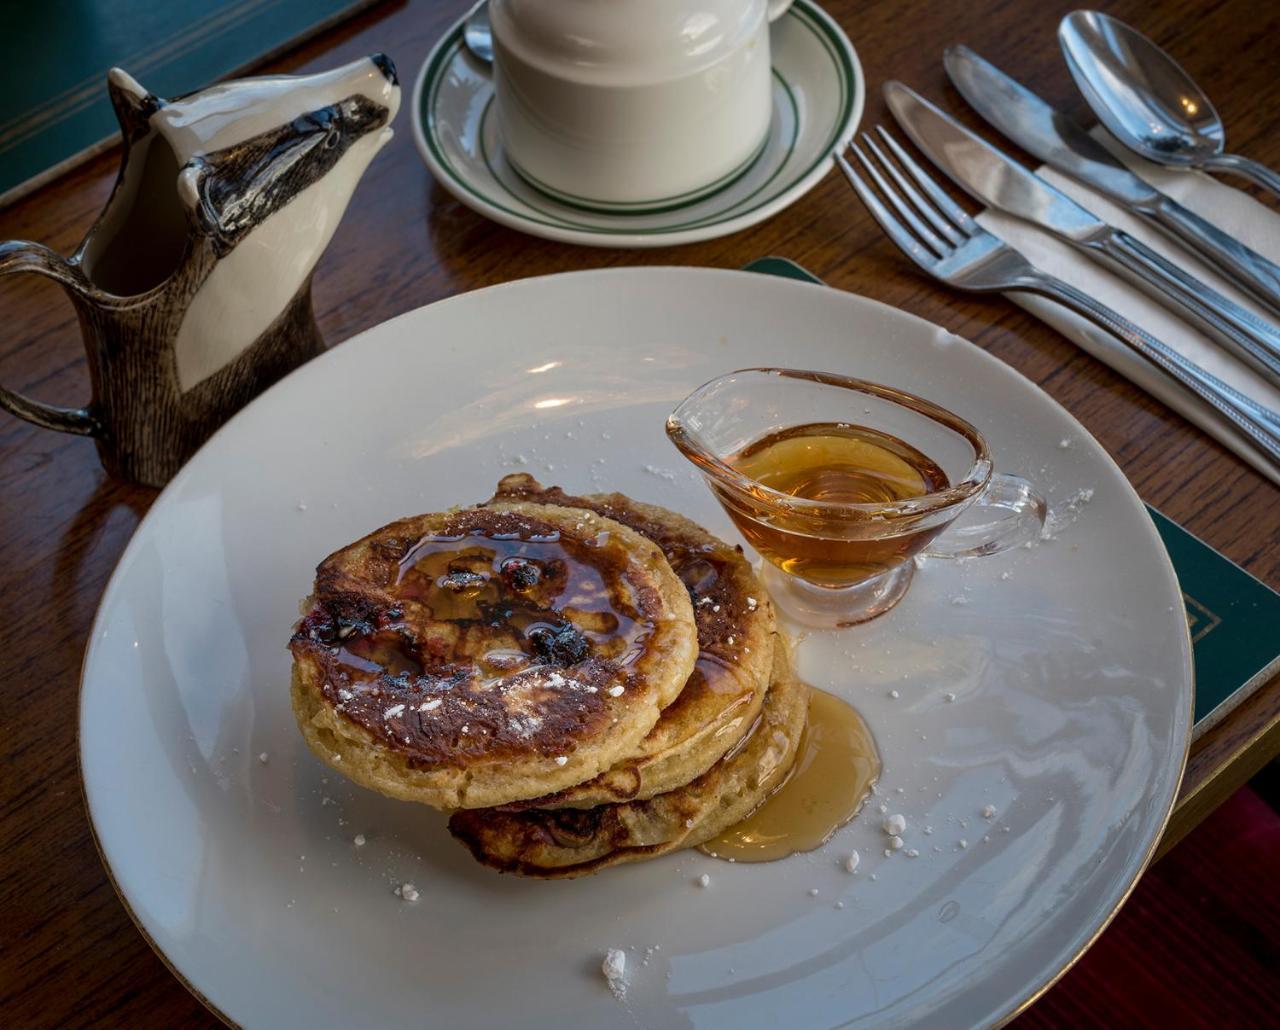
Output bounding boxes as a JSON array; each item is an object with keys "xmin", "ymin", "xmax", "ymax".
[
  {"xmin": 463, "ymin": 0, "xmax": 493, "ymax": 64},
  {"xmin": 1060, "ymin": 10, "xmax": 1280, "ymax": 197}
]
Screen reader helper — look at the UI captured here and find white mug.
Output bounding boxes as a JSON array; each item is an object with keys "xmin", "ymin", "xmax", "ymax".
[{"xmin": 490, "ymin": 0, "xmax": 794, "ymax": 210}]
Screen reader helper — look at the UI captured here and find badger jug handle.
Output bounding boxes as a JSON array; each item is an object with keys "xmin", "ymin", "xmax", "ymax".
[{"xmin": 0, "ymin": 241, "xmax": 100, "ymax": 437}]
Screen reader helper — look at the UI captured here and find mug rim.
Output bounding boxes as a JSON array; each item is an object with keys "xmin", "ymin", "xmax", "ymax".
[
  {"xmin": 489, "ymin": 0, "xmax": 771, "ymax": 83},
  {"xmin": 665, "ymin": 367, "xmax": 994, "ymax": 521}
]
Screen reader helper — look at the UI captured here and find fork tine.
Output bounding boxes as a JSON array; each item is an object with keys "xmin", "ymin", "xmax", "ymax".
[
  {"xmin": 874, "ymin": 126, "xmax": 978, "ymax": 236},
  {"xmin": 860, "ymin": 132, "xmax": 963, "ymax": 247},
  {"xmin": 836, "ymin": 147, "xmax": 947, "ymax": 273},
  {"xmin": 848, "ymin": 140, "xmax": 951, "ymax": 258}
]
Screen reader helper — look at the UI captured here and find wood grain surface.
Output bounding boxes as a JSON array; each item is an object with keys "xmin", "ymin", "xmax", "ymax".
[{"xmin": 1, "ymin": 0, "xmax": 1276, "ymax": 1025}]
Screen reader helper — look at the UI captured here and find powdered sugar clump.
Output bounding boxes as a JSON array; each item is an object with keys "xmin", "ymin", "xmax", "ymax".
[
  {"xmin": 601, "ymin": 949, "xmax": 627, "ymax": 999},
  {"xmin": 1041, "ymin": 487, "xmax": 1097, "ymax": 541}
]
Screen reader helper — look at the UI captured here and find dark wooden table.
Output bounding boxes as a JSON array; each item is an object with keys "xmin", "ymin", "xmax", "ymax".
[{"xmin": 1, "ymin": 0, "xmax": 1276, "ymax": 1025}]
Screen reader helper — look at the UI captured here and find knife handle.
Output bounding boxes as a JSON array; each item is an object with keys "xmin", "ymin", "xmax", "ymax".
[
  {"xmin": 1020, "ymin": 275, "xmax": 1280, "ymax": 462},
  {"xmin": 1092, "ymin": 229, "xmax": 1280, "ymax": 389},
  {"xmin": 1143, "ymin": 196, "xmax": 1280, "ymax": 318}
]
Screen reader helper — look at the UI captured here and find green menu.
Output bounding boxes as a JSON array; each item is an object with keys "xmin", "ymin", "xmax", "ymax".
[
  {"xmin": 0, "ymin": 0, "xmax": 376, "ymax": 207},
  {"xmin": 745, "ymin": 256, "xmax": 1280, "ymax": 734},
  {"xmin": 1147, "ymin": 507, "xmax": 1280, "ymax": 731}
]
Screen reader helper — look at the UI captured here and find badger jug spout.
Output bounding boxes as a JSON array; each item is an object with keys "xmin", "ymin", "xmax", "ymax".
[{"xmin": 0, "ymin": 54, "xmax": 401, "ymax": 487}]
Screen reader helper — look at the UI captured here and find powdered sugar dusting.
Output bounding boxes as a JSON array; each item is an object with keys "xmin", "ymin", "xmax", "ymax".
[{"xmin": 508, "ymin": 714, "xmax": 545, "ymax": 738}]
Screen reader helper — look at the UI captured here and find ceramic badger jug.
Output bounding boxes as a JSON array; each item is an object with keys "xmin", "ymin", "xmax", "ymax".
[{"xmin": 0, "ymin": 55, "xmax": 400, "ymax": 486}]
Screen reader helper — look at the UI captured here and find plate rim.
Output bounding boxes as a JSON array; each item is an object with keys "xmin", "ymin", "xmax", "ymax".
[
  {"xmin": 78, "ymin": 265, "xmax": 1193, "ymax": 1028},
  {"xmin": 409, "ymin": 0, "xmax": 865, "ymax": 247}
]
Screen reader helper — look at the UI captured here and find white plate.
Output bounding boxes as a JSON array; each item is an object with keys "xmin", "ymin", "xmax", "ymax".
[
  {"xmin": 411, "ymin": 0, "xmax": 862, "ymax": 247},
  {"xmin": 81, "ymin": 268, "xmax": 1191, "ymax": 1028}
]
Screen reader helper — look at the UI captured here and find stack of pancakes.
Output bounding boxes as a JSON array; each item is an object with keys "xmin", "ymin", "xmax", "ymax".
[{"xmin": 289, "ymin": 475, "xmax": 809, "ymax": 877}]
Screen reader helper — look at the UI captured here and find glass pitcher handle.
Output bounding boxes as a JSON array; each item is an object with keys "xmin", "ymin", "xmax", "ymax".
[
  {"xmin": 921, "ymin": 474, "xmax": 1046, "ymax": 559},
  {"xmin": 0, "ymin": 240, "xmax": 100, "ymax": 436}
]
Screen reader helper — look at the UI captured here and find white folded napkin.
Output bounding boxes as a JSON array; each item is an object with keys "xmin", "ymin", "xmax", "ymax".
[{"xmin": 976, "ymin": 140, "xmax": 1280, "ymax": 486}]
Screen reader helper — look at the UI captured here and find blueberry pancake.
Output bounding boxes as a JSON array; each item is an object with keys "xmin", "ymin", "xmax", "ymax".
[
  {"xmin": 487, "ymin": 475, "xmax": 775, "ymax": 809},
  {"xmin": 289, "ymin": 503, "xmax": 698, "ymax": 809},
  {"xmin": 448, "ymin": 644, "xmax": 808, "ymax": 877}
]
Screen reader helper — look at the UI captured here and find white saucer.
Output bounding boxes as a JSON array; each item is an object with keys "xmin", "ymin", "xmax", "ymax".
[
  {"xmin": 80, "ymin": 268, "xmax": 1190, "ymax": 1028},
  {"xmin": 411, "ymin": 1, "xmax": 863, "ymax": 247}
]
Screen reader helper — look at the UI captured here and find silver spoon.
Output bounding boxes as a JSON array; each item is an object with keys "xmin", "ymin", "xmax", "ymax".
[
  {"xmin": 464, "ymin": 1, "xmax": 493, "ymax": 64},
  {"xmin": 1060, "ymin": 10, "xmax": 1280, "ymax": 199}
]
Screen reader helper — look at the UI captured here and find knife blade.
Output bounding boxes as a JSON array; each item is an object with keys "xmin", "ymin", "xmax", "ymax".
[
  {"xmin": 882, "ymin": 81, "xmax": 1280, "ymax": 386},
  {"xmin": 943, "ymin": 45, "xmax": 1280, "ymax": 316},
  {"xmin": 942, "ymin": 45, "xmax": 1156, "ymax": 208},
  {"xmin": 882, "ymin": 81, "xmax": 1108, "ymax": 240}
]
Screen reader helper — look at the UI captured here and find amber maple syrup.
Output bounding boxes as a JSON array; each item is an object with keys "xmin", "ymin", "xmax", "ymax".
[
  {"xmin": 394, "ymin": 531, "xmax": 641, "ymax": 659},
  {"xmin": 723, "ymin": 422, "xmax": 950, "ymax": 587},
  {"xmin": 702, "ymin": 686, "xmax": 880, "ymax": 862}
]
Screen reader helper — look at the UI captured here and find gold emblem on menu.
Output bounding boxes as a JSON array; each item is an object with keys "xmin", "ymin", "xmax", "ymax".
[{"xmin": 1183, "ymin": 592, "xmax": 1222, "ymax": 645}]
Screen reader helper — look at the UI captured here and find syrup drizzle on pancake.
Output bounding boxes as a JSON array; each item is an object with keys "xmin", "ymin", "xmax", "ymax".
[{"xmin": 290, "ymin": 509, "xmax": 659, "ymax": 766}]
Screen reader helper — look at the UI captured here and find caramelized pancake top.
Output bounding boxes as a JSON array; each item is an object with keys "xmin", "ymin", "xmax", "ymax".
[
  {"xmin": 289, "ymin": 503, "xmax": 699, "ymax": 808},
  {"xmin": 489, "ymin": 475, "xmax": 775, "ymax": 808},
  {"xmin": 493, "ymin": 475, "xmax": 758, "ymax": 660}
]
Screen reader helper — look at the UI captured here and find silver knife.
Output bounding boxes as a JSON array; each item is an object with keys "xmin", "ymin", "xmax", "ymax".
[
  {"xmin": 943, "ymin": 44, "xmax": 1280, "ymax": 318},
  {"xmin": 882, "ymin": 82, "xmax": 1280, "ymax": 388}
]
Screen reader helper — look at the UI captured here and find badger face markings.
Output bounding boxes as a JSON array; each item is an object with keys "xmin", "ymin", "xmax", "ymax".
[{"xmin": 192, "ymin": 93, "xmax": 392, "ymax": 255}]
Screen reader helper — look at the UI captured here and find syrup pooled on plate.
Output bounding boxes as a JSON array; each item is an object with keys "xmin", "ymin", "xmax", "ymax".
[
  {"xmin": 702, "ymin": 686, "xmax": 880, "ymax": 862},
  {"xmin": 724, "ymin": 422, "xmax": 950, "ymax": 586}
]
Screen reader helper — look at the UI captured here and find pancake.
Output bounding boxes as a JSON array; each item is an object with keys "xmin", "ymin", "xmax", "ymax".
[
  {"xmin": 488, "ymin": 475, "xmax": 775, "ymax": 808},
  {"xmin": 448, "ymin": 643, "xmax": 809, "ymax": 877},
  {"xmin": 289, "ymin": 502, "xmax": 699, "ymax": 809}
]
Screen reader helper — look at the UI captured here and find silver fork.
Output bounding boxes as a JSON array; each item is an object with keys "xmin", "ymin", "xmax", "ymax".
[{"xmin": 837, "ymin": 128, "xmax": 1280, "ymax": 466}]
